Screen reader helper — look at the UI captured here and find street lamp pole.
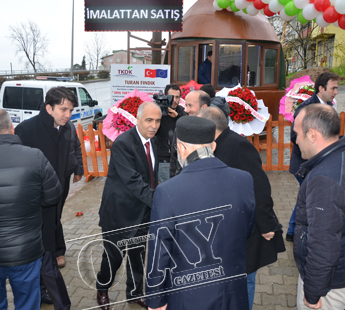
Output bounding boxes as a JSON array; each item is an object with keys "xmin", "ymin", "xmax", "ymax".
[{"xmin": 70, "ymin": 0, "xmax": 74, "ymax": 79}]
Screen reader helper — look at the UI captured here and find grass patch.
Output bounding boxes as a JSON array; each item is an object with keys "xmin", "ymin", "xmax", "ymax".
[
  {"xmin": 331, "ymin": 66, "xmax": 345, "ymax": 85},
  {"xmin": 286, "ymin": 72, "xmax": 298, "ymax": 80}
]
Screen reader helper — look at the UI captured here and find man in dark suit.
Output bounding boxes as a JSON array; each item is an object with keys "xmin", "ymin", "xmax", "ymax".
[
  {"xmin": 198, "ymin": 107, "xmax": 285, "ymax": 310},
  {"xmin": 96, "ymin": 101, "xmax": 162, "ymax": 310},
  {"xmin": 286, "ymin": 72, "xmax": 339, "ymax": 241},
  {"xmin": 145, "ymin": 116, "xmax": 256, "ymax": 310},
  {"xmin": 15, "ymin": 87, "xmax": 78, "ymax": 310}
]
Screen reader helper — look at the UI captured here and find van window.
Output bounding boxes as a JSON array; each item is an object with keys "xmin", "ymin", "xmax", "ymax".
[
  {"xmin": 78, "ymin": 88, "xmax": 92, "ymax": 106},
  {"xmin": 23, "ymin": 88, "xmax": 44, "ymax": 110},
  {"xmin": 3, "ymin": 87, "xmax": 23, "ymax": 109},
  {"xmin": 3, "ymin": 87, "xmax": 43, "ymax": 110}
]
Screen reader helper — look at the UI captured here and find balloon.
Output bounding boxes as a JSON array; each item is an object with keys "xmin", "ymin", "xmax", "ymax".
[
  {"xmin": 213, "ymin": 0, "xmax": 223, "ymax": 10},
  {"xmin": 323, "ymin": 6, "xmax": 340, "ymax": 23},
  {"xmin": 280, "ymin": 8, "xmax": 294, "ymax": 20},
  {"xmin": 262, "ymin": 0, "xmax": 271, "ymax": 4},
  {"xmin": 314, "ymin": 0, "xmax": 331, "ymax": 12},
  {"xmin": 284, "ymin": 1, "xmax": 299, "ymax": 16},
  {"xmin": 269, "ymin": 0, "xmax": 284, "ymax": 13},
  {"xmin": 217, "ymin": 0, "xmax": 231, "ymax": 9},
  {"xmin": 335, "ymin": 0, "xmax": 345, "ymax": 14},
  {"xmin": 330, "ymin": 0, "xmax": 336, "ymax": 4},
  {"xmin": 297, "ymin": 9, "xmax": 309, "ymax": 23},
  {"xmin": 333, "ymin": 20, "xmax": 339, "ymax": 27},
  {"xmin": 303, "ymin": 3, "xmax": 320, "ymax": 19},
  {"xmin": 253, "ymin": 0, "xmax": 266, "ymax": 9},
  {"xmin": 243, "ymin": 7, "xmax": 248, "ymax": 13},
  {"xmin": 339, "ymin": 15, "xmax": 345, "ymax": 29},
  {"xmin": 235, "ymin": 0, "xmax": 249, "ymax": 9},
  {"xmin": 316, "ymin": 13, "xmax": 330, "ymax": 27},
  {"xmin": 226, "ymin": 5, "xmax": 233, "ymax": 11},
  {"xmin": 294, "ymin": 0, "xmax": 309, "ymax": 9},
  {"xmin": 247, "ymin": 3, "xmax": 260, "ymax": 15},
  {"xmin": 263, "ymin": 4, "xmax": 275, "ymax": 15},
  {"xmin": 230, "ymin": 1, "xmax": 241, "ymax": 11},
  {"xmin": 278, "ymin": 0, "xmax": 290, "ymax": 4}
]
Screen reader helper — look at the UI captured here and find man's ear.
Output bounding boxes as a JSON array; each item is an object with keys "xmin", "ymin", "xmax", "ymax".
[
  {"xmin": 307, "ymin": 129, "xmax": 316, "ymax": 143},
  {"xmin": 46, "ymin": 104, "xmax": 52, "ymax": 115}
]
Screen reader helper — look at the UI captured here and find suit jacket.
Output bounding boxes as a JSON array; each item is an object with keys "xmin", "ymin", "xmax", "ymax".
[
  {"xmin": 215, "ymin": 127, "xmax": 285, "ymax": 274},
  {"xmin": 146, "ymin": 157, "xmax": 256, "ymax": 310},
  {"xmin": 15, "ymin": 107, "xmax": 70, "ymax": 251},
  {"xmin": 98, "ymin": 127, "xmax": 158, "ymax": 235}
]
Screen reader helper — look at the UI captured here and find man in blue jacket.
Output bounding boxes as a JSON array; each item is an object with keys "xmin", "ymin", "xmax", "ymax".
[
  {"xmin": 198, "ymin": 51, "xmax": 212, "ymax": 84},
  {"xmin": 293, "ymin": 104, "xmax": 345, "ymax": 309},
  {"xmin": 286, "ymin": 72, "xmax": 339, "ymax": 241},
  {"xmin": 0, "ymin": 109, "xmax": 62, "ymax": 310},
  {"xmin": 146, "ymin": 116, "xmax": 256, "ymax": 310}
]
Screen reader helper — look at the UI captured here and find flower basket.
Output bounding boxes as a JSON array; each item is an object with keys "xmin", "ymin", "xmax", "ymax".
[
  {"xmin": 279, "ymin": 76, "xmax": 315, "ymax": 123},
  {"xmin": 103, "ymin": 88, "xmax": 153, "ymax": 141},
  {"xmin": 216, "ymin": 84, "xmax": 270, "ymax": 136}
]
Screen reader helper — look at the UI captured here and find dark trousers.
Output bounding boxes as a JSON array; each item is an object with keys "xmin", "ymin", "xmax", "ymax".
[
  {"xmin": 97, "ymin": 211, "xmax": 150, "ymax": 300},
  {"xmin": 40, "ymin": 251, "xmax": 71, "ymax": 310},
  {"xmin": 56, "ymin": 177, "xmax": 70, "ymax": 257}
]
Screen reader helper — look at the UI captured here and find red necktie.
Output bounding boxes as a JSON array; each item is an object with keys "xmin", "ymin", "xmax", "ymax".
[{"xmin": 145, "ymin": 142, "xmax": 155, "ymax": 189}]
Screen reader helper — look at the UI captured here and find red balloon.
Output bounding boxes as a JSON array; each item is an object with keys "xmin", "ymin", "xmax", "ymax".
[
  {"xmin": 314, "ymin": 0, "xmax": 331, "ymax": 12},
  {"xmin": 339, "ymin": 15, "xmax": 345, "ymax": 30},
  {"xmin": 323, "ymin": 6, "xmax": 340, "ymax": 23},
  {"xmin": 263, "ymin": 4, "xmax": 275, "ymax": 17},
  {"xmin": 253, "ymin": 0, "xmax": 265, "ymax": 10},
  {"xmin": 309, "ymin": 0, "xmax": 315, "ymax": 3}
]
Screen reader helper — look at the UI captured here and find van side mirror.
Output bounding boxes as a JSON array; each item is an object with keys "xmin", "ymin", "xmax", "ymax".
[{"xmin": 91, "ymin": 100, "xmax": 98, "ymax": 107}]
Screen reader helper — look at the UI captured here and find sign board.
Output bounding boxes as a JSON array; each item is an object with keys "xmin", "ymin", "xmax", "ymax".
[
  {"xmin": 85, "ymin": 0, "xmax": 183, "ymax": 32},
  {"xmin": 111, "ymin": 64, "xmax": 171, "ymax": 105}
]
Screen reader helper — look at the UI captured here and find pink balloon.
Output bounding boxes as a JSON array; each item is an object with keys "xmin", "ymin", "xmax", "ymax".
[
  {"xmin": 323, "ymin": 6, "xmax": 340, "ymax": 23},
  {"xmin": 314, "ymin": 0, "xmax": 331, "ymax": 12}
]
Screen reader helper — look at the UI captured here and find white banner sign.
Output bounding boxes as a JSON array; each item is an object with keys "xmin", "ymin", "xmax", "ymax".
[{"xmin": 111, "ymin": 64, "xmax": 171, "ymax": 106}]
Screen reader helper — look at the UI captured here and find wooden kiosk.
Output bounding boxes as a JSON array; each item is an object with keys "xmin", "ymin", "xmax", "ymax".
[{"xmin": 168, "ymin": 0, "xmax": 286, "ymax": 120}]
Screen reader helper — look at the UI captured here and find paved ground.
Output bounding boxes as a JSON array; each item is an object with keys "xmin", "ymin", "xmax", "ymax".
[{"xmin": 5, "ymin": 171, "xmax": 300, "ymax": 310}]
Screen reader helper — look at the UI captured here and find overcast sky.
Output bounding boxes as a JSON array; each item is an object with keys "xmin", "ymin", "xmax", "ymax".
[{"xmin": 0, "ymin": 0, "xmax": 197, "ymax": 73}]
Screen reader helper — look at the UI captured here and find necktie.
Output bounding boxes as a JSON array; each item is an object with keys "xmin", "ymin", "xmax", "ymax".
[{"xmin": 145, "ymin": 142, "xmax": 155, "ymax": 189}]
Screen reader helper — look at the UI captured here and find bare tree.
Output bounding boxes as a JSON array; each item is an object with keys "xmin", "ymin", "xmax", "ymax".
[
  {"xmin": 8, "ymin": 20, "xmax": 49, "ymax": 72},
  {"xmin": 85, "ymin": 33, "xmax": 109, "ymax": 70}
]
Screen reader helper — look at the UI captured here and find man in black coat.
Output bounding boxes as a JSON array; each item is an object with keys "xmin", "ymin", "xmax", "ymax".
[
  {"xmin": 96, "ymin": 102, "xmax": 161, "ymax": 310},
  {"xmin": 287, "ymin": 72, "xmax": 339, "ymax": 241},
  {"xmin": 198, "ymin": 107, "xmax": 285, "ymax": 310},
  {"xmin": 15, "ymin": 87, "xmax": 78, "ymax": 310},
  {"xmin": 0, "ymin": 109, "xmax": 62, "ymax": 310}
]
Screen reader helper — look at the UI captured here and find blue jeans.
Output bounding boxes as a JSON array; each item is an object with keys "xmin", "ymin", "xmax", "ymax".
[
  {"xmin": 158, "ymin": 162, "xmax": 170, "ymax": 184},
  {"xmin": 0, "ymin": 257, "xmax": 42, "ymax": 310},
  {"xmin": 247, "ymin": 271, "xmax": 257, "ymax": 310},
  {"xmin": 287, "ymin": 175, "xmax": 304, "ymax": 236}
]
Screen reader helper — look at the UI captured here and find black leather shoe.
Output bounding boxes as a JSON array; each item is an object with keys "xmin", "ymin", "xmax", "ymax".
[
  {"xmin": 41, "ymin": 293, "xmax": 53, "ymax": 305},
  {"xmin": 128, "ymin": 298, "xmax": 148, "ymax": 309},
  {"xmin": 286, "ymin": 233, "xmax": 293, "ymax": 242},
  {"xmin": 97, "ymin": 291, "xmax": 110, "ymax": 310}
]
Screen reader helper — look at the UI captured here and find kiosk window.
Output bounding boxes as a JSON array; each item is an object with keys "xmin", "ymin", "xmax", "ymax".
[
  {"xmin": 264, "ymin": 49, "xmax": 278, "ymax": 84},
  {"xmin": 177, "ymin": 46, "xmax": 195, "ymax": 82},
  {"xmin": 218, "ymin": 44, "xmax": 242, "ymax": 87}
]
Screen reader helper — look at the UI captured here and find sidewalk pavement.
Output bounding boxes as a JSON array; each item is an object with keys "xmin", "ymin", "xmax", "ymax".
[{"xmin": 6, "ymin": 171, "xmax": 300, "ymax": 310}]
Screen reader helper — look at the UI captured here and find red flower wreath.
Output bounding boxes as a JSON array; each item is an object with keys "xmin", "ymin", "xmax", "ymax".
[
  {"xmin": 228, "ymin": 87, "xmax": 258, "ymax": 124},
  {"xmin": 118, "ymin": 96, "xmax": 143, "ymax": 117}
]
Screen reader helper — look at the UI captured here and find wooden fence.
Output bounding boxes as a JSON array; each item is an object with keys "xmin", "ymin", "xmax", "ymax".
[{"xmin": 78, "ymin": 112, "xmax": 345, "ymax": 181}]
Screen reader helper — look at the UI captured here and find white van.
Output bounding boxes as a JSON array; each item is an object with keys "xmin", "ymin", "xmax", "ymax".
[{"xmin": 0, "ymin": 78, "xmax": 103, "ymax": 128}]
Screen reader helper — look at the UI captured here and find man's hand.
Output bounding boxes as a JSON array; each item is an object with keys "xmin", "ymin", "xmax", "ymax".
[
  {"xmin": 304, "ymin": 297, "xmax": 322, "ymax": 309},
  {"xmin": 168, "ymin": 107, "xmax": 178, "ymax": 118},
  {"xmin": 73, "ymin": 175, "xmax": 82, "ymax": 183},
  {"xmin": 148, "ymin": 304, "xmax": 167, "ymax": 310},
  {"xmin": 261, "ymin": 232, "xmax": 275, "ymax": 241}
]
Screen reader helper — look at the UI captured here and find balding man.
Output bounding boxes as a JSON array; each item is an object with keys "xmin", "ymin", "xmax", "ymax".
[
  {"xmin": 0, "ymin": 109, "xmax": 61, "ymax": 310},
  {"xmin": 145, "ymin": 116, "xmax": 256, "ymax": 310},
  {"xmin": 293, "ymin": 104, "xmax": 345, "ymax": 309},
  {"xmin": 198, "ymin": 107, "xmax": 285, "ymax": 310},
  {"xmin": 169, "ymin": 90, "xmax": 211, "ymax": 177},
  {"xmin": 96, "ymin": 102, "xmax": 161, "ymax": 309}
]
